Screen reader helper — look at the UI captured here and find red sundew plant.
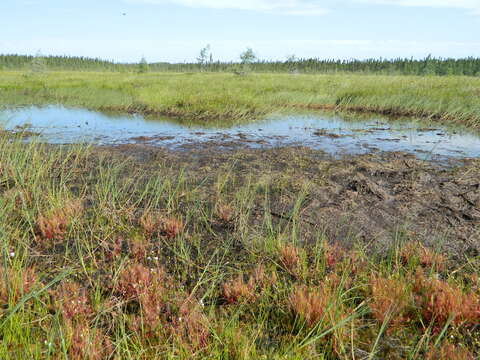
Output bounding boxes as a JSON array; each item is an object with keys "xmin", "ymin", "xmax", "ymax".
[
  {"xmin": 139, "ymin": 211, "xmax": 159, "ymax": 238},
  {"xmin": 323, "ymin": 272, "xmax": 353, "ymax": 292},
  {"xmin": 413, "ymin": 268, "xmax": 480, "ymax": 332},
  {"xmin": 116, "ymin": 263, "xmax": 210, "ymax": 348},
  {"xmin": 173, "ymin": 297, "xmax": 210, "ymax": 351},
  {"xmin": 369, "ymin": 275, "xmax": 411, "ymax": 332},
  {"xmin": 138, "ymin": 281, "xmax": 167, "ymax": 332},
  {"xmin": 161, "ymin": 217, "xmax": 184, "ymax": 239},
  {"xmin": 400, "ymin": 242, "xmax": 445, "ymax": 271},
  {"xmin": 103, "ymin": 236, "xmax": 123, "ymax": 262},
  {"xmin": 54, "ymin": 281, "xmax": 93, "ymax": 326},
  {"xmin": 0, "ymin": 266, "xmax": 39, "ymax": 303},
  {"xmin": 251, "ymin": 264, "xmax": 277, "ymax": 289},
  {"xmin": 35, "ymin": 199, "xmax": 83, "ymax": 244},
  {"xmin": 68, "ymin": 323, "xmax": 114, "ymax": 360},
  {"xmin": 20, "ymin": 267, "xmax": 38, "ymax": 297},
  {"xmin": 324, "ymin": 243, "xmax": 347, "ymax": 270},
  {"xmin": 116, "ymin": 263, "xmax": 169, "ymax": 334},
  {"xmin": 128, "ymin": 235, "xmax": 149, "ymax": 261},
  {"xmin": 289, "ymin": 285, "xmax": 328, "ymax": 328},
  {"xmin": 221, "ymin": 265, "xmax": 277, "ymax": 305},
  {"xmin": 116, "ymin": 263, "xmax": 163, "ymax": 300},
  {"xmin": 279, "ymin": 244, "xmax": 300, "ymax": 276},
  {"xmin": 0, "ymin": 268, "xmax": 7, "ymax": 304},
  {"xmin": 215, "ymin": 202, "xmax": 234, "ymax": 223},
  {"xmin": 469, "ymin": 273, "xmax": 479, "ymax": 292},
  {"xmin": 289, "ymin": 284, "xmax": 352, "ymax": 356},
  {"xmin": 139, "ymin": 211, "xmax": 184, "ymax": 239},
  {"xmin": 36, "ymin": 212, "xmax": 69, "ymax": 242},
  {"xmin": 221, "ymin": 275, "xmax": 255, "ymax": 304},
  {"xmin": 425, "ymin": 341, "xmax": 475, "ymax": 360},
  {"xmin": 346, "ymin": 251, "xmax": 368, "ymax": 275}
]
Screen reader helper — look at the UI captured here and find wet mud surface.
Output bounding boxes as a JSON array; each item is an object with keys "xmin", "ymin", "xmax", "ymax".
[{"xmin": 99, "ymin": 143, "xmax": 480, "ymax": 260}]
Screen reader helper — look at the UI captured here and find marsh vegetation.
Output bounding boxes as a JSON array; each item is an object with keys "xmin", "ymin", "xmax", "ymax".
[
  {"xmin": 0, "ymin": 66, "xmax": 479, "ymax": 359},
  {"xmin": 1, "ymin": 71, "xmax": 480, "ymax": 129},
  {"xmin": 1, "ymin": 136, "xmax": 479, "ymax": 359}
]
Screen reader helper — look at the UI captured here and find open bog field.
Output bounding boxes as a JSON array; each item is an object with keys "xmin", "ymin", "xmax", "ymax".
[
  {"xmin": 0, "ymin": 71, "xmax": 479, "ymax": 359},
  {"xmin": 1, "ymin": 71, "xmax": 480, "ymax": 127}
]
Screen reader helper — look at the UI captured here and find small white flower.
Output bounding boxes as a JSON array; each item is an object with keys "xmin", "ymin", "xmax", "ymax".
[
  {"xmin": 9, "ymin": 252, "xmax": 15, "ymax": 258},
  {"xmin": 199, "ymin": 299, "xmax": 205, "ymax": 307}
]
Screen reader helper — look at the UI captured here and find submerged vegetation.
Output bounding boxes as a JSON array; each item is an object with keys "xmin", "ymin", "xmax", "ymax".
[
  {"xmin": 1, "ymin": 54, "xmax": 480, "ymax": 76},
  {"xmin": 0, "ymin": 134, "xmax": 479, "ymax": 359},
  {"xmin": 1, "ymin": 71, "xmax": 480, "ymax": 129}
]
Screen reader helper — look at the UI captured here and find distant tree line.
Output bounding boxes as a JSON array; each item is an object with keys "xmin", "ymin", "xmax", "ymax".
[
  {"xmin": 0, "ymin": 54, "xmax": 124, "ymax": 72},
  {"xmin": 1, "ymin": 54, "xmax": 480, "ymax": 76}
]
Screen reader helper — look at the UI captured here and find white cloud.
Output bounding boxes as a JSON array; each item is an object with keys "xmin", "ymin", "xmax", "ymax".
[
  {"xmin": 127, "ymin": 0, "xmax": 329, "ymax": 15},
  {"xmin": 129, "ymin": 0, "xmax": 480, "ymax": 15}
]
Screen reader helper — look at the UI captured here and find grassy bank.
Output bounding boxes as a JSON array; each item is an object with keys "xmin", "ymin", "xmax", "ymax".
[
  {"xmin": 0, "ymin": 134, "xmax": 479, "ymax": 359},
  {"xmin": 1, "ymin": 71, "xmax": 480, "ymax": 129}
]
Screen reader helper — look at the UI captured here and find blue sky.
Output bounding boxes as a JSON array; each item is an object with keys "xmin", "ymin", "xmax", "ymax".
[{"xmin": 1, "ymin": 0, "xmax": 479, "ymax": 62}]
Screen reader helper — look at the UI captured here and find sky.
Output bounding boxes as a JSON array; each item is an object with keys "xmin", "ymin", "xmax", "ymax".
[{"xmin": 1, "ymin": 0, "xmax": 479, "ymax": 63}]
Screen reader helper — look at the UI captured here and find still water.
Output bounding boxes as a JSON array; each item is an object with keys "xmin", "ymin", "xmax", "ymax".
[{"xmin": 1, "ymin": 106, "xmax": 480, "ymax": 161}]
